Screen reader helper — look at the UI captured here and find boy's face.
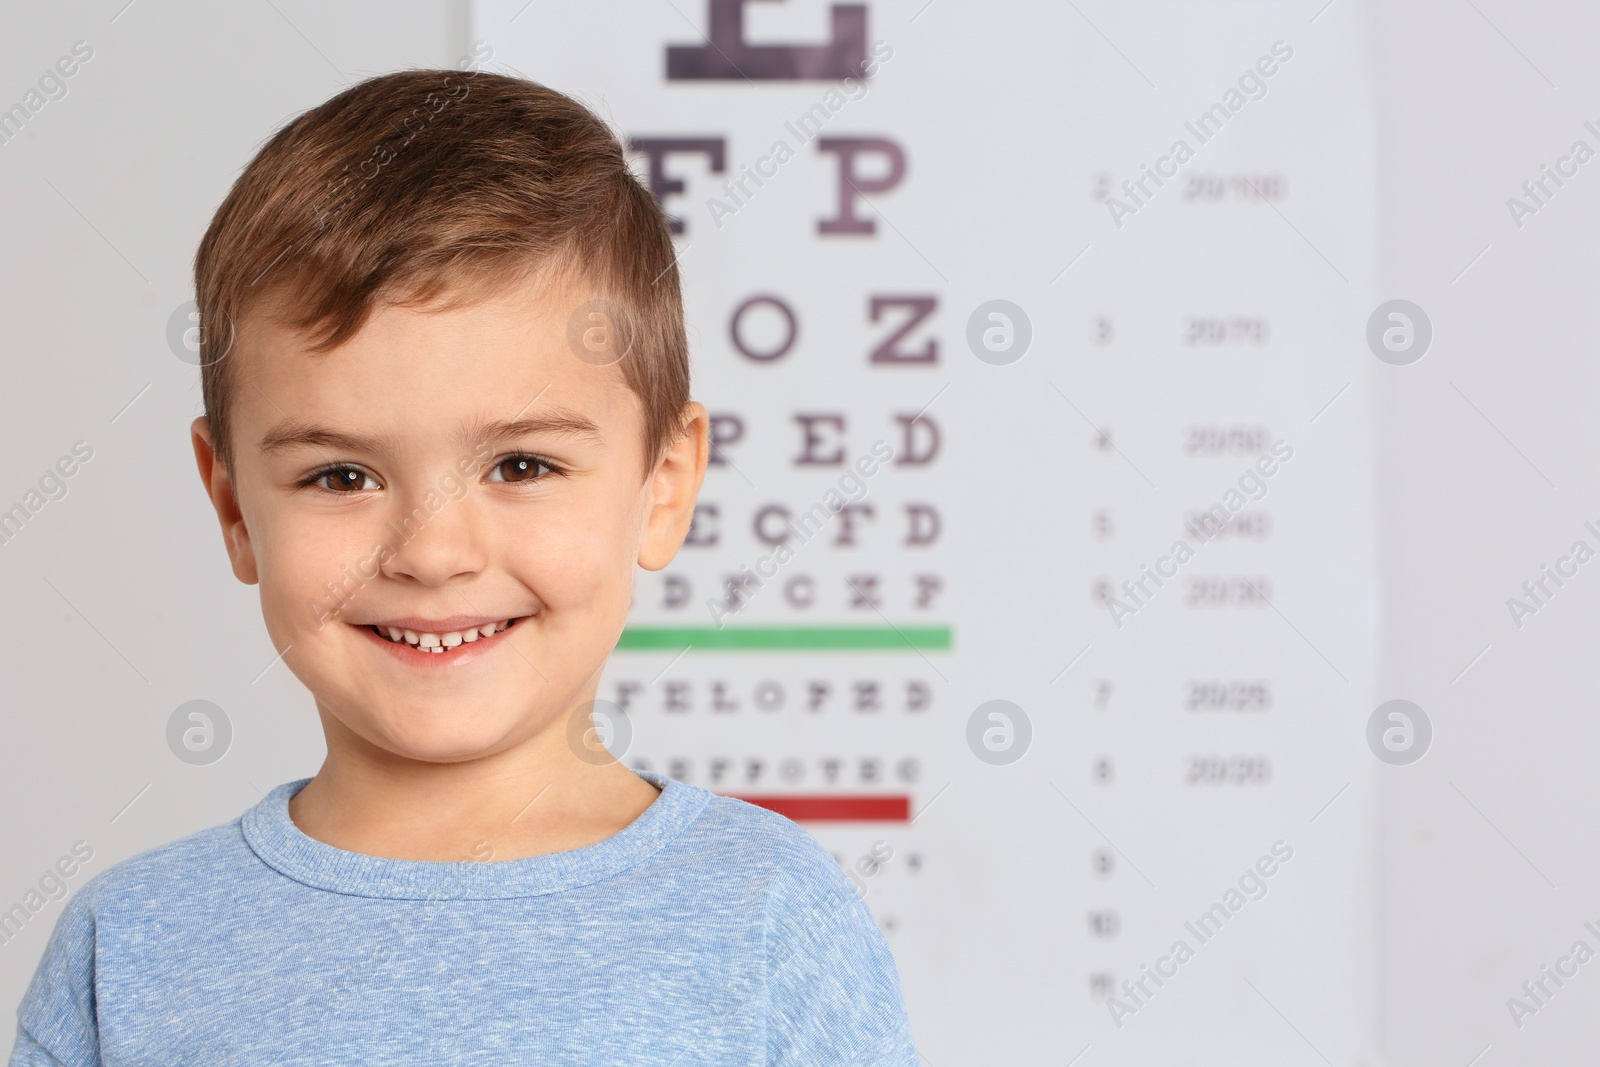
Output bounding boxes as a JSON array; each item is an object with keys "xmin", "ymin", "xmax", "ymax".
[{"xmin": 191, "ymin": 270, "xmax": 706, "ymax": 765}]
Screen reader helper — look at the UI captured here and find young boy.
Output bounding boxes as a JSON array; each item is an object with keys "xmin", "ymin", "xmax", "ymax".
[{"xmin": 9, "ymin": 69, "xmax": 918, "ymax": 1065}]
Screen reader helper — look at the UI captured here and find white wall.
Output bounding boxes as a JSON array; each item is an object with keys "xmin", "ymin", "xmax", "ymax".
[{"xmin": 1371, "ymin": 1, "xmax": 1600, "ymax": 1063}]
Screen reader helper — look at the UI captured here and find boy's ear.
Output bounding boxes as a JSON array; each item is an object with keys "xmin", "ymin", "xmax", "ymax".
[
  {"xmin": 190, "ymin": 416, "xmax": 260, "ymax": 586},
  {"xmin": 638, "ymin": 402, "xmax": 709, "ymax": 572}
]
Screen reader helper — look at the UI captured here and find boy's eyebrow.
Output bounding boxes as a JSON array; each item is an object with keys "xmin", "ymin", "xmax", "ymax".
[
  {"xmin": 461, "ymin": 411, "xmax": 606, "ymax": 449},
  {"xmin": 258, "ymin": 409, "xmax": 605, "ymax": 456}
]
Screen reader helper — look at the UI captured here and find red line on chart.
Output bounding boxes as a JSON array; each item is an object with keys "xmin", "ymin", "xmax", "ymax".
[{"xmin": 726, "ymin": 794, "xmax": 912, "ymax": 823}]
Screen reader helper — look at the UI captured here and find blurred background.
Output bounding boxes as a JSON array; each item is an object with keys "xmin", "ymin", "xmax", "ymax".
[{"xmin": 2, "ymin": 0, "xmax": 1598, "ymax": 1062}]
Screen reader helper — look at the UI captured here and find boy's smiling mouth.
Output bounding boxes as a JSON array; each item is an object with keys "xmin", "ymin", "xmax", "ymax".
[{"xmin": 353, "ymin": 614, "xmax": 534, "ymax": 660}]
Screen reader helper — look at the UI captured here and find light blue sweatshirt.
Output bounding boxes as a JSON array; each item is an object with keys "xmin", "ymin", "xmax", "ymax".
[{"xmin": 9, "ymin": 770, "xmax": 918, "ymax": 1065}]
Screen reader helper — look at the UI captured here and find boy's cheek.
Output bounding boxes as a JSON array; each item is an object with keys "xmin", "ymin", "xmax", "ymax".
[
  {"xmin": 512, "ymin": 539, "xmax": 607, "ymax": 598},
  {"xmin": 507, "ymin": 524, "xmax": 630, "ymax": 608},
  {"xmin": 255, "ymin": 529, "xmax": 367, "ymax": 624}
]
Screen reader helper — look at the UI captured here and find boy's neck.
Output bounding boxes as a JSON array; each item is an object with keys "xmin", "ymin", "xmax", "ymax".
[{"xmin": 286, "ymin": 716, "xmax": 661, "ymax": 864}]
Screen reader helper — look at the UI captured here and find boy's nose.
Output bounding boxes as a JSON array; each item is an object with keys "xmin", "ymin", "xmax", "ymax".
[{"xmin": 380, "ymin": 491, "xmax": 488, "ymax": 586}]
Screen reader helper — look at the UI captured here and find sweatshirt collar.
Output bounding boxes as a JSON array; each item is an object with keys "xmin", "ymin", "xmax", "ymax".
[{"xmin": 241, "ymin": 769, "xmax": 707, "ymax": 900}]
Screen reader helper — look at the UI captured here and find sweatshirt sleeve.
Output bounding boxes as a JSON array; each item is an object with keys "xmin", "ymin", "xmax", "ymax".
[
  {"xmin": 762, "ymin": 840, "xmax": 918, "ymax": 1067},
  {"xmin": 8, "ymin": 891, "xmax": 101, "ymax": 1067},
  {"xmin": 8, "ymin": 1025, "xmax": 78, "ymax": 1067}
]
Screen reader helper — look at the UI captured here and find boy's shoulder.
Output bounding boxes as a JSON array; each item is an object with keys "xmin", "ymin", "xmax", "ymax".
[
  {"xmin": 679, "ymin": 786, "xmax": 861, "ymax": 898},
  {"xmin": 687, "ymin": 787, "xmax": 835, "ymax": 859},
  {"xmin": 71, "ymin": 812, "xmax": 250, "ymax": 916},
  {"xmin": 683, "ymin": 788, "xmax": 914, "ymax": 1062},
  {"xmin": 678, "ymin": 787, "xmax": 886, "ymax": 953}
]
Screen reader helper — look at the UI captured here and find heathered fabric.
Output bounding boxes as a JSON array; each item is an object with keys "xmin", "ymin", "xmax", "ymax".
[{"xmin": 9, "ymin": 770, "xmax": 918, "ymax": 1066}]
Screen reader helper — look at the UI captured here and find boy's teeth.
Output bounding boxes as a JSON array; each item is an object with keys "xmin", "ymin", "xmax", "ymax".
[{"xmin": 377, "ymin": 620, "xmax": 514, "ymax": 649}]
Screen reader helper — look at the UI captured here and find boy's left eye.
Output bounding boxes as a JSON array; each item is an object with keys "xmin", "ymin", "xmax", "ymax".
[{"xmin": 488, "ymin": 454, "xmax": 560, "ymax": 483}]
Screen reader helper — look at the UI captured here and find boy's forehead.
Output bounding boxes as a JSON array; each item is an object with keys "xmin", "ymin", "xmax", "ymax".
[{"xmin": 233, "ymin": 275, "xmax": 639, "ymax": 447}]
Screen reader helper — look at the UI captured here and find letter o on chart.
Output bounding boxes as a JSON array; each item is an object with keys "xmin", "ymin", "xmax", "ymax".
[
  {"xmin": 784, "ymin": 574, "xmax": 815, "ymax": 608},
  {"xmin": 730, "ymin": 295, "xmax": 797, "ymax": 362}
]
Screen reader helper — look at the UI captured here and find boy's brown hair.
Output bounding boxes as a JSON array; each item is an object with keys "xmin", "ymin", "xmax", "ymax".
[{"xmin": 194, "ymin": 68, "xmax": 688, "ymax": 476}]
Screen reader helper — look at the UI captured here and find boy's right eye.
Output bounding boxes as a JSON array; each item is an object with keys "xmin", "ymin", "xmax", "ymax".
[{"xmin": 301, "ymin": 465, "xmax": 381, "ymax": 493}]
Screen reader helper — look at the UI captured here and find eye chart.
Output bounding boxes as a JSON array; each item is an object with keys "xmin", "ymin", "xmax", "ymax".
[{"xmin": 475, "ymin": 1, "xmax": 1381, "ymax": 1061}]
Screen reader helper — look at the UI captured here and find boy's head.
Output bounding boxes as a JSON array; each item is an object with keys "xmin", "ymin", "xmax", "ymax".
[{"xmin": 188, "ymin": 69, "xmax": 707, "ymax": 768}]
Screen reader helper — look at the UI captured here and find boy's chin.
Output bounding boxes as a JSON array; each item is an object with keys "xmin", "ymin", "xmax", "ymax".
[{"xmin": 347, "ymin": 708, "xmax": 536, "ymax": 765}]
